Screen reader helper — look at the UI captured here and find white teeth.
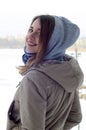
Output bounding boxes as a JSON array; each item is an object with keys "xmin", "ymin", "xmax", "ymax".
[
  {"xmin": 29, "ymin": 43, "xmax": 33, "ymax": 45},
  {"xmin": 28, "ymin": 43, "xmax": 37, "ymax": 46}
]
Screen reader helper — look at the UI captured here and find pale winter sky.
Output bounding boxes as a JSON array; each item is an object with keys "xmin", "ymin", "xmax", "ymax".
[{"xmin": 0, "ymin": 0, "xmax": 86, "ymax": 38}]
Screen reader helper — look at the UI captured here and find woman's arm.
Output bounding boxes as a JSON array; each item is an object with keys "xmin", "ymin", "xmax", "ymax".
[
  {"xmin": 64, "ymin": 90, "xmax": 82, "ymax": 130},
  {"xmin": 19, "ymin": 76, "xmax": 47, "ymax": 130}
]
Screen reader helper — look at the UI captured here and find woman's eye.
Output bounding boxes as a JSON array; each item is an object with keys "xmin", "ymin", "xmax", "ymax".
[{"xmin": 28, "ymin": 28, "xmax": 33, "ymax": 33}]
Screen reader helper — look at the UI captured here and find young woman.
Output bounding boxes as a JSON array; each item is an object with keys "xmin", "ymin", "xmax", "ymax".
[{"xmin": 7, "ymin": 15, "xmax": 84, "ymax": 130}]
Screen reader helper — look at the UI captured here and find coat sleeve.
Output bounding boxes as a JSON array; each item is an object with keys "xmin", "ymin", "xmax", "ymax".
[
  {"xmin": 64, "ymin": 90, "xmax": 82, "ymax": 130},
  {"xmin": 19, "ymin": 76, "xmax": 47, "ymax": 130}
]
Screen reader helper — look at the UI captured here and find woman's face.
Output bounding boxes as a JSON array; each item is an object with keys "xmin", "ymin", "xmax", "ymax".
[{"xmin": 25, "ymin": 18, "xmax": 41, "ymax": 53}]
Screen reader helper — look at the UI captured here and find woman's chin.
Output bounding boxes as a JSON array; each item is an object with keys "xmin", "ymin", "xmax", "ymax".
[
  {"xmin": 26, "ymin": 47, "xmax": 38, "ymax": 53},
  {"xmin": 26, "ymin": 49, "xmax": 36, "ymax": 53}
]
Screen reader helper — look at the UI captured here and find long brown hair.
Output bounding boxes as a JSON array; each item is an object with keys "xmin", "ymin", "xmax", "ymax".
[{"xmin": 18, "ymin": 15, "xmax": 55, "ymax": 74}]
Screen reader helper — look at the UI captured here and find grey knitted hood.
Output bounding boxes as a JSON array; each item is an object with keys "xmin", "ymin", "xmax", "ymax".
[{"xmin": 44, "ymin": 16, "xmax": 80, "ymax": 60}]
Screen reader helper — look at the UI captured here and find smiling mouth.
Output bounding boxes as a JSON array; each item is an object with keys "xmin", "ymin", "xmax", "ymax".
[{"xmin": 27, "ymin": 42, "xmax": 37, "ymax": 46}]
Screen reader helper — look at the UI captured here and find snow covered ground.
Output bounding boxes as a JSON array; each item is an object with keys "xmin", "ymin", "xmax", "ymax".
[{"xmin": 0, "ymin": 49, "xmax": 86, "ymax": 130}]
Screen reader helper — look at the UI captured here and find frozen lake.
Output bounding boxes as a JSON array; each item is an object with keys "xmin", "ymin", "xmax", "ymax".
[{"xmin": 0, "ymin": 49, "xmax": 86, "ymax": 130}]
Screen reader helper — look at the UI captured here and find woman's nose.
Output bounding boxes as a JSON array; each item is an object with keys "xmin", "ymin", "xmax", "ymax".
[
  {"xmin": 26, "ymin": 33, "xmax": 34, "ymax": 42},
  {"xmin": 29, "ymin": 32, "xmax": 36, "ymax": 39}
]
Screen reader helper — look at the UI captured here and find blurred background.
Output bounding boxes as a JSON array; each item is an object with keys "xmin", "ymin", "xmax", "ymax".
[{"xmin": 0, "ymin": 0, "xmax": 86, "ymax": 130}]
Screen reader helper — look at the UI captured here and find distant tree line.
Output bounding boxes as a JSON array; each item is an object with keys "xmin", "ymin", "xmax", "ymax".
[
  {"xmin": 0, "ymin": 36, "xmax": 25, "ymax": 48},
  {"xmin": 0, "ymin": 36, "xmax": 86, "ymax": 49},
  {"xmin": 68, "ymin": 37, "xmax": 86, "ymax": 51}
]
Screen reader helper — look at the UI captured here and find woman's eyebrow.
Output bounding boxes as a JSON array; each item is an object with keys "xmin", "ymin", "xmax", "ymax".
[
  {"xmin": 29, "ymin": 26, "xmax": 33, "ymax": 29},
  {"xmin": 30, "ymin": 25, "xmax": 41, "ymax": 31}
]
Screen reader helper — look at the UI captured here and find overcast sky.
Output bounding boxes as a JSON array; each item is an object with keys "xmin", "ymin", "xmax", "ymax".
[{"xmin": 0, "ymin": 0, "xmax": 86, "ymax": 38}]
